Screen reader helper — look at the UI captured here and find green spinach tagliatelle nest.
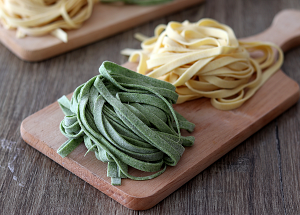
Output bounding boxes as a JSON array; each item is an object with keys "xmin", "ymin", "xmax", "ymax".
[{"xmin": 57, "ymin": 61, "xmax": 195, "ymax": 185}]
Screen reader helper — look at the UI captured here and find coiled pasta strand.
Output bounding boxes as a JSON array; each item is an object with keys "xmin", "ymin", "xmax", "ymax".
[{"xmin": 123, "ymin": 19, "xmax": 284, "ymax": 110}]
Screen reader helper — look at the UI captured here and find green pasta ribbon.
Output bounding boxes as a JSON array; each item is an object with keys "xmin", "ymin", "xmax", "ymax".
[{"xmin": 57, "ymin": 61, "xmax": 195, "ymax": 185}]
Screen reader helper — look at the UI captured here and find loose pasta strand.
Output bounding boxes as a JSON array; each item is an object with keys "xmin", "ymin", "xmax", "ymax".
[{"xmin": 123, "ymin": 19, "xmax": 284, "ymax": 110}]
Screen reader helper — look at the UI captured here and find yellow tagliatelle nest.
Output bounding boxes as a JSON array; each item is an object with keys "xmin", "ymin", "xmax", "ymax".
[
  {"xmin": 122, "ymin": 19, "xmax": 284, "ymax": 110},
  {"xmin": 0, "ymin": 0, "xmax": 96, "ymax": 42}
]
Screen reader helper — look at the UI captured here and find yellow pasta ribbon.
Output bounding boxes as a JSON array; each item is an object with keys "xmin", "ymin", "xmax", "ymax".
[{"xmin": 124, "ymin": 19, "xmax": 284, "ymax": 110}]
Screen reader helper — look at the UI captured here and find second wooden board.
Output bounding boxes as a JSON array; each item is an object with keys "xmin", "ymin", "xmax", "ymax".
[{"xmin": 0, "ymin": 0, "xmax": 204, "ymax": 62}]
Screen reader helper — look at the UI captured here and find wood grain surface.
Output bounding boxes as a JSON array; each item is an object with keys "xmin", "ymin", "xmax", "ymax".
[{"xmin": 1, "ymin": 0, "xmax": 300, "ymax": 214}]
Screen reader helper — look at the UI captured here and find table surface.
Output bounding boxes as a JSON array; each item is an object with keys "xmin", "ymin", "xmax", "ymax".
[{"xmin": 1, "ymin": 0, "xmax": 300, "ymax": 214}]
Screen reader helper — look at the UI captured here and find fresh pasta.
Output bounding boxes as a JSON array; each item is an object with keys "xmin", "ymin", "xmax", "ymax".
[
  {"xmin": 57, "ymin": 61, "xmax": 195, "ymax": 185},
  {"xmin": 0, "ymin": 0, "xmax": 96, "ymax": 42},
  {"xmin": 122, "ymin": 19, "xmax": 284, "ymax": 110}
]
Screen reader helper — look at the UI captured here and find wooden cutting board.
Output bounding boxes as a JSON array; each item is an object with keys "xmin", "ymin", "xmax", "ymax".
[
  {"xmin": 0, "ymin": 0, "xmax": 204, "ymax": 62},
  {"xmin": 20, "ymin": 10, "xmax": 300, "ymax": 210}
]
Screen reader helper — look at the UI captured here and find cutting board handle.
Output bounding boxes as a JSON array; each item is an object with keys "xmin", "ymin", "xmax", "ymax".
[{"xmin": 243, "ymin": 9, "xmax": 300, "ymax": 52}]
